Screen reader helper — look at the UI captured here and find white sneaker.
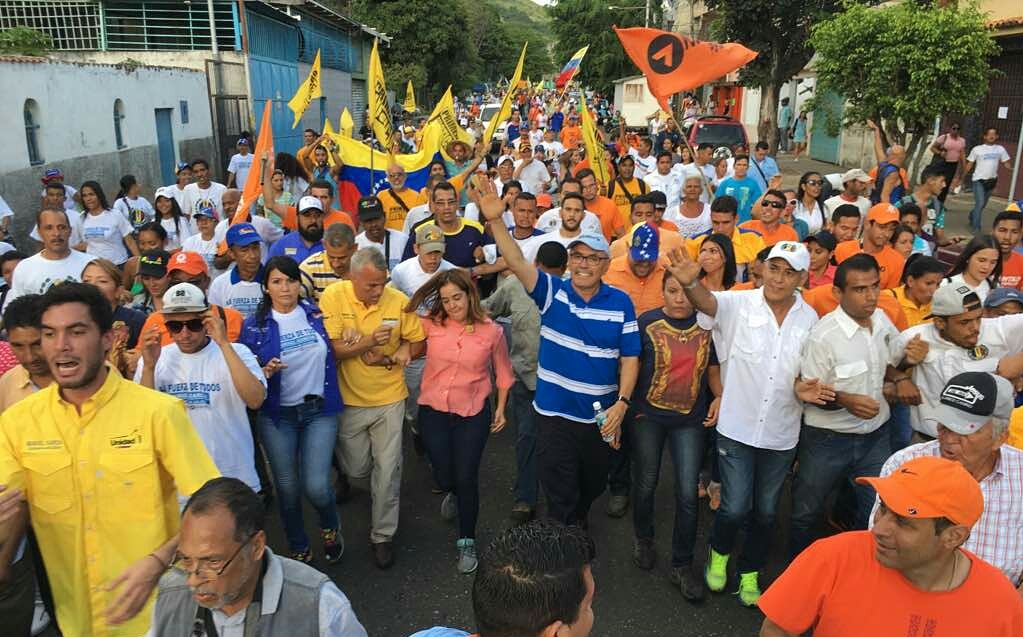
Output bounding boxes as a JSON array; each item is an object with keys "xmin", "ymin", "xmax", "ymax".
[{"xmin": 457, "ymin": 538, "xmax": 478, "ymax": 574}]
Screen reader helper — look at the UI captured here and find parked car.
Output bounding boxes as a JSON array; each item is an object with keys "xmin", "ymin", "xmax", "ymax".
[
  {"xmin": 479, "ymin": 102, "xmax": 508, "ymax": 141},
  {"xmin": 682, "ymin": 115, "xmax": 749, "ymax": 156}
]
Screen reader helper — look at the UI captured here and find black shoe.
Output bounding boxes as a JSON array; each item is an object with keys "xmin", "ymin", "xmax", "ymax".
[
  {"xmin": 633, "ymin": 538, "xmax": 655, "ymax": 570},
  {"xmin": 676, "ymin": 564, "xmax": 707, "ymax": 603},
  {"xmin": 509, "ymin": 502, "xmax": 534, "ymax": 526},
  {"xmin": 335, "ymin": 474, "xmax": 351, "ymax": 504},
  {"xmin": 606, "ymin": 494, "xmax": 629, "ymax": 518},
  {"xmin": 372, "ymin": 541, "xmax": 395, "ymax": 569}
]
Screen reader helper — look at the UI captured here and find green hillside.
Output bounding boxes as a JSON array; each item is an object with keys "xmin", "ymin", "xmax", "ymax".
[{"xmin": 484, "ymin": 0, "xmax": 550, "ymax": 32}]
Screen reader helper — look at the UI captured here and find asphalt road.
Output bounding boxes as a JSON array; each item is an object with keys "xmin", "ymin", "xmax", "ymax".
[{"xmin": 265, "ymin": 426, "xmax": 776, "ymax": 637}]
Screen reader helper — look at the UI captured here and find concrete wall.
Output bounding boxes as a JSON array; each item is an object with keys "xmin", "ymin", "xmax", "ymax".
[
  {"xmin": 0, "ymin": 58, "xmax": 215, "ymax": 245},
  {"xmin": 296, "ymin": 63, "xmax": 354, "ymax": 134}
]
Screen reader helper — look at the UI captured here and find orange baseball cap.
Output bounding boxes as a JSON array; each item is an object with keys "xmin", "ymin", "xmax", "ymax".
[
  {"xmin": 866, "ymin": 203, "xmax": 899, "ymax": 225},
  {"xmin": 167, "ymin": 250, "xmax": 209, "ymax": 276},
  {"xmin": 856, "ymin": 456, "xmax": 983, "ymax": 527}
]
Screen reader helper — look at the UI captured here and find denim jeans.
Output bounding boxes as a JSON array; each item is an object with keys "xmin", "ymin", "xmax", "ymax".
[
  {"xmin": 258, "ymin": 400, "xmax": 340, "ymax": 552},
  {"xmin": 631, "ymin": 416, "xmax": 705, "ymax": 567},
  {"xmin": 419, "ymin": 404, "xmax": 491, "ymax": 539},
  {"xmin": 510, "ymin": 380, "xmax": 538, "ymax": 507},
  {"xmin": 970, "ymin": 179, "xmax": 995, "ymax": 232},
  {"xmin": 788, "ymin": 423, "xmax": 891, "ymax": 557},
  {"xmin": 709, "ymin": 433, "xmax": 796, "ymax": 574}
]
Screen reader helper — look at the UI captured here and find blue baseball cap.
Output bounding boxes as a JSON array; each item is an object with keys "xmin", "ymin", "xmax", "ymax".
[
  {"xmin": 629, "ymin": 223, "xmax": 659, "ymax": 262},
  {"xmin": 176, "ymin": 162, "xmax": 191, "ymax": 174},
  {"xmin": 226, "ymin": 222, "xmax": 261, "ymax": 247},
  {"xmin": 984, "ymin": 287, "xmax": 1023, "ymax": 309},
  {"xmin": 568, "ymin": 232, "xmax": 610, "ymax": 256}
]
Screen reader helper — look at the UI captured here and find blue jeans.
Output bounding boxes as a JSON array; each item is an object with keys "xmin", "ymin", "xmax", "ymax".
[
  {"xmin": 788, "ymin": 423, "xmax": 891, "ymax": 557},
  {"xmin": 258, "ymin": 400, "xmax": 340, "ymax": 552},
  {"xmin": 970, "ymin": 179, "xmax": 995, "ymax": 232},
  {"xmin": 709, "ymin": 434, "xmax": 796, "ymax": 574},
  {"xmin": 631, "ymin": 416, "xmax": 704, "ymax": 567},
  {"xmin": 419, "ymin": 404, "xmax": 491, "ymax": 539},
  {"xmin": 510, "ymin": 380, "xmax": 538, "ymax": 507}
]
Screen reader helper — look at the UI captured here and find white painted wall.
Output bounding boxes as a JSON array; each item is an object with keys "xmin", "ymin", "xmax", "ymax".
[{"xmin": 0, "ymin": 59, "xmax": 213, "ymax": 173}]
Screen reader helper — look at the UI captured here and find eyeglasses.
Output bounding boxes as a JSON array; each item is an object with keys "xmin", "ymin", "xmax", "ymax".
[
  {"xmin": 172, "ymin": 534, "xmax": 255, "ymax": 580},
  {"xmin": 569, "ymin": 253, "xmax": 608, "ymax": 267},
  {"xmin": 804, "ymin": 179, "xmax": 823, "ymax": 187},
  {"xmin": 387, "ymin": 172, "xmax": 406, "ymax": 179},
  {"xmin": 763, "ymin": 200, "xmax": 785, "ymax": 209},
  {"xmin": 166, "ymin": 318, "xmax": 205, "ymax": 334}
]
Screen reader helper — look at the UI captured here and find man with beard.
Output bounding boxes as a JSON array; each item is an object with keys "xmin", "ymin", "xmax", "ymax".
[
  {"xmin": 0, "ymin": 282, "xmax": 218, "ymax": 636},
  {"xmin": 268, "ymin": 196, "xmax": 327, "ymax": 265},
  {"xmin": 378, "ymin": 163, "xmax": 426, "ymax": 231},
  {"xmin": 149, "ymin": 477, "xmax": 367, "ymax": 637},
  {"xmin": 519, "ymin": 192, "xmax": 587, "ymax": 265}
]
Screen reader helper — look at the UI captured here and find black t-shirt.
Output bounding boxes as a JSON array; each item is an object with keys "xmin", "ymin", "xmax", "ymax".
[{"xmin": 634, "ymin": 308, "xmax": 718, "ymax": 426}]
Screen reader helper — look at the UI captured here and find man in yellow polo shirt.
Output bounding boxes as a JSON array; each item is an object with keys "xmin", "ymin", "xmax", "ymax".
[
  {"xmin": 0, "ymin": 283, "xmax": 218, "ymax": 637},
  {"xmin": 320, "ymin": 248, "xmax": 425, "ymax": 570},
  {"xmin": 607, "ymin": 155, "xmax": 648, "ymax": 226},
  {"xmin": 377, "ymin": 162, "xmax": 427, "ymax": 231},
  {"xmin": 685, "ymin": 195, "xmax": 765, "ymax": 282}
]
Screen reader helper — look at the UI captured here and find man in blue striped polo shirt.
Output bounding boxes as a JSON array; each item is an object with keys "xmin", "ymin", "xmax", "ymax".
[{"xmin": 477, "ymin": 180, "xmax": 640, "ymax": 528}]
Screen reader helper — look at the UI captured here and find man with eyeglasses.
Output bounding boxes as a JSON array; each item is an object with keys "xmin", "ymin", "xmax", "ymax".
[
  {"xmin": 477, "ymin": 179, "xmax": 641, "ymax": 529},
  {"xmin": 150, "ymin": 477, "xmax": 367, "ymax": 637},
  {"xmin": 740, "ymin": 190, "xmax": 798, "ymax": 247},
  {"xmin": 138, "ymin": 282, "xmax": 265, "ymax": 495},
  {"xmin": 378, "ymin": 162, "xmax": 426, "ymax": 231},
  {"xmin": 267, "ymin": 196, "xmax": 327, "ymax": 265},
  {"xmin": 400, "ymin": 182, "xmax": 490, "ymax": 269}
]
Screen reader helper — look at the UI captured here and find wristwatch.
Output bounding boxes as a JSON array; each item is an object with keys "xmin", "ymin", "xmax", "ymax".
[{"xmin": 617, "ymin": 395, "xmax": 632, "ymax": 407}]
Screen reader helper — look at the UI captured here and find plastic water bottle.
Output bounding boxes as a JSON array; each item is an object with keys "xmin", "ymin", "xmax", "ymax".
[{"xmin": 592, "ymin": 401, "xmax": 615, "ymax": 444}]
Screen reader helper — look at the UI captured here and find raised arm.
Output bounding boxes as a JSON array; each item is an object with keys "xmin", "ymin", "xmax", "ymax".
[
  {"xmin": 475, "ymin": 178, "xmax": 538, "ymax": 292},
  {"xmin": 867, "ymin": 119, "xmax": 886, "ymax": 163},
  {"xmin": 666, "ymin": 247, "xmax": 718, "ymax": 318}
]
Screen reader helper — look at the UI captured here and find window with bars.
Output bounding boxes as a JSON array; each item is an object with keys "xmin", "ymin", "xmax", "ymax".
[
  {"xmin": 114, "ymin": 99, "xmax": 126, "ymax": 149},
  {"xmin": 0, "ymin": 0, "xmax": 101, "ymax": 50},
  {"xmin": 24, "ymin": 99, "xmax": 43, "ymax": 166}
]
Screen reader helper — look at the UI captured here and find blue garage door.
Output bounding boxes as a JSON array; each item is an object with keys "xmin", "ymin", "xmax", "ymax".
[
  {"xmin": 246, "ymin": 11, "xmax": 303, "ymax": 155},
  {"xmin": 810, "ymin": 91, "xmax": 845, "ymax": 165}
]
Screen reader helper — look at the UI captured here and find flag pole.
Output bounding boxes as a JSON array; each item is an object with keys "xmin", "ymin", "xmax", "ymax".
[{"xmin": 665, "ymin": 103, "xmax": 714, "ymax": 201}]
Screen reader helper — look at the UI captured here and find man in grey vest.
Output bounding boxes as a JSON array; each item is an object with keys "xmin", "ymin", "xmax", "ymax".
[{"xmin": 149, "ymin": 478, "xmax": 367, "ymax": 637}]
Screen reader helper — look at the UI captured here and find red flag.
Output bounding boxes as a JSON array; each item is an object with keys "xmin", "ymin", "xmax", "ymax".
[{"xmin": 613, "ymin": 27, "xmax": 757, "ymax": 112}]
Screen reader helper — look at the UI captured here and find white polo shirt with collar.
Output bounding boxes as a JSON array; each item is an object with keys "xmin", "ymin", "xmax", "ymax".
[{"xmin": 801, "ymin": 306, "xmax": 898, "ymax": 434}]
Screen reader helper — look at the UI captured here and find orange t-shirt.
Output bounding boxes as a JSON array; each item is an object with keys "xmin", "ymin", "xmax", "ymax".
[
  {"xmin": 833, "ymin": 240, "xmax": 905, "ymax": 290},
  {"xmin": 281, "ymin": 206, "xmax": 356, "ymax": 233},
  {"xmin": 560, "ymin": 125, "xmax": 582, "ymax": 150},
  {"xmin": 731, "ymin": 280, "xmax": 756, "ymax": 290},
  {"xmin": 739, "ymin": 220, "xmax": 798, "ymax": 247},
  {"xmin": 1000, "ymin": 251, "xmax": 1023, "ymax": 290},
  {"xmin": 802, "ymin": 284, "xmax": 908, "ymax": 331},
  {"xmin": 586, "ymin": 195, "xmax": 626, "ymax": 242},
  {"xmin": 759, "ymin": 531, "xmax": 1023, "ymax": 637},
  {"xmin": 658, "ymin": 219, "xmax": 679, "ymax": 233},
  {"xmin": 141, "ymin": 304, "xmax": 244, "ymax": 346},
  {"xmin": 602, "ymin": 256, "xmax": 666, "ymax": 316}
]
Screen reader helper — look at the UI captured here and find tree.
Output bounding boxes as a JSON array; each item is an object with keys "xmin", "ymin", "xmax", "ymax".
[
  {"xmin": 810, "ymin": 1, "xmax": 998, "ymax": 170},
  {"xmin": 704, "ymin": 0, "xmax": 844, "ymax": 151},
  {"xmin": 549, "ymin": 0, "xmax": 658, "ymax": 97},
  {"xmin": 0, "ymin": 27, "xmax": 52, "ymax": 56}
]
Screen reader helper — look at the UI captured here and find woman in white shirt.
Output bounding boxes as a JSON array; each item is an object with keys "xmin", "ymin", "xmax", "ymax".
[
  {"xmin": 112, "ymin": 174, "xmax": 155, "ymax": 233},
  {"xmin": 80, "ymin": 181, "xmax": 138, "ymax": 266},
  {"xmin": 154, "ymin": 187, "xmax": 195, "ymax": 251},
  {"xmin": 942, "ymin": 235, "xmax": 1001, "ymax": 302},
  {"xmin": 666, "ymin": 174, "xmax": 713, "ymax": 239},
  {"xmin": 793, "ymin": 171, "xmax": 827, "ymax": 235}
]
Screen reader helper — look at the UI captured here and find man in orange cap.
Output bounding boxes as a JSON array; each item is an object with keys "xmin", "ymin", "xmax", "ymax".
[
  {"xmin": 759, "ymin": 456, "xmax": 1023, "ymax": 636},
  {"xmin": 833, "ymin": 202, "xmax": 905, "ymax": 289}
]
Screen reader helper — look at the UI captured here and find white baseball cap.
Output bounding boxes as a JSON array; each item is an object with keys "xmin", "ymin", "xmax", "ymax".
[
  {"xmin": 154, "ymin": 186, "xmax": 176, "ymax": 200},
  {"xmin": 162, "ymin": 283, "xmax": 209, "ymax": 314},
  {"xmin": 298, "ymin": 195, "xmax": 323, "ymax": 213},
  {"xmin": 766, "ymin": 241, "xmax": 810, "ymax": 272}
]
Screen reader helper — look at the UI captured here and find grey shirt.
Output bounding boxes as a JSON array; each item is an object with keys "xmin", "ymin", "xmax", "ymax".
[{"xmin": 483, "ymin": 275, "xmax": 540, "ymax": 390}]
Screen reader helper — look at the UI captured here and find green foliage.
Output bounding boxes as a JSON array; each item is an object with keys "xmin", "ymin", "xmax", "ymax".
[
  {"xmin": 0, "ymin": 27, "xmax": 53, "ymax": 56},
  {"xmin": 810, "ymin": 1, "xmax": 999, "ymax": 142},
  {"xmin": 549, "ymin": 0, "xmax": 660, "ymax": 95}
]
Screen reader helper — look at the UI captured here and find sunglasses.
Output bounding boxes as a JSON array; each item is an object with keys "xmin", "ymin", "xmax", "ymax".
[
  {"xmin": 804, "ymin": 179, "xmax": 823, "ymax": 187},
  {"xmin": 763, "ymin": 200, "xmax": 786, "ymax": 209},
  {"xmin": 166, "ymin": 318, "xmax": 205, "ymax": 334},
  {"xmin": 951, "ymin": 126, "xmax": 960, "ymax": 130}
]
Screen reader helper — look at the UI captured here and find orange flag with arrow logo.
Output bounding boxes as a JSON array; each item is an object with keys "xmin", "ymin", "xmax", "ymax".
[{"xmin": 614, "ymin": 27, "xmax": 757, "ymax": 112}]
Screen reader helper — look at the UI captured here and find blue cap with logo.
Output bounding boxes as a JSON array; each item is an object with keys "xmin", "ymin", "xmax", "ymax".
[
  {"xmin": 629, "ymin": 223, "xmax": 659, "ymax": 262},
  {"xmin": 226, "ymin": 222, "xmax": 261, "ymax": 247},
  {"xmin": 568, "ymin": 232, "xmax": 610, "ymax": 256},
  {"xmin": 984, "ymin": 287, "xmax": 1023, "ymax": 309}
]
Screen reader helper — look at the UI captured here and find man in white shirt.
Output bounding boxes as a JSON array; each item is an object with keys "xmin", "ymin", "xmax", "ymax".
[
  {"xmin": 823, "ymin": 168, "xmax": 872, "ymax": 219},
  {"xmin": 789, "ymin": 253, "xmax": 903, "ymax": 557},
  {"xmin": 643, "ymin": 151, "xmax": 685, "ymax": 209},
  {"xmin": 5, "ymin": 209, "xmax": 95, "ymax": 310},
  {"xmin": 30, "ymin": 182, "xmax": 86, "ymax": 250},
  {"xmin": 513, "ymin": 143, "xmax": 552, "ymax": 195},
  {"xmin": 226, "ymin": 137, "xmax": 254, "ymax": 189},
  {"xmin": 208, "ymin": 223, "xmax": 266, "ymax": 320},
  {"xmin": 520, "ymin": 193, "xmax": 587, "ymax": 266},
  {"xmin": 890, "ymin": 283, "xmax": 1023, "ymax": 438},
  {"xmin": 541, "ymin": 129, "xmax": 565, "ymax": 159},
  {"xmin": 138, "ymin": 282, "xmax": 266, "ymax": 491},
  {"xmin": 965, "ymin": 127, "xmax": 1013, "ymax": 233},
  {"xmin": 668, "ymin": 240, "xmax": 828, "ymax": 607},
  {"xmin": 628, "ymin": 137, "xmax": 657, "ymax": 179},
  {"xmin": 534, "ymin": 179, "xmax": 602, "ymax": 236},
  {"xmin": 183, "ymin": 159, "xmax": 228, "ymax": 220},
  {"xmin": 355, "ymin": 196, "xmax": 407, "ymax": 271}
]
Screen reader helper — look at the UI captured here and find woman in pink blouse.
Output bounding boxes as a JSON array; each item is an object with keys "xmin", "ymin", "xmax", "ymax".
[{"xmin": 406, "ymin": 269, "xmax": 514, "ymax": 575}]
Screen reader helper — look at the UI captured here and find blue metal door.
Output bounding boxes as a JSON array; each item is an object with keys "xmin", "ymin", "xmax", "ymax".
[
  {"xmin": 155, "ymin": 109, "xmax": 176, "ymax": 186},
  {"xmin": 810, "ymin": 91, "xmax": 844, "ymax": 165},
  {"xmin": 246, "ymin": 11, "xmax": 303, "ymax": 154}
]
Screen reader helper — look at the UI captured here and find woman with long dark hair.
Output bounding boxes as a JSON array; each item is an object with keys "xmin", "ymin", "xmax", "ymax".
[
  {"xmin": 275, "ymin": 151, "xmax": 310, "ymax": 196},
  {"xmin": 698, "ymin": 233, "xmax": 737, "ymax": 291},
  {"xmin": 153, "ymin": 187, "xmax": 193, "ymax": 250},
  {"xmin": 943, "ymin": 235, "xmax": 1002, "ymax": 302},
  {"xmin": 112, "ymin": 174, "xmax": 155, "ymax": 232},
  {"xmin": 793, "ymin": 171, "xmax": 826, "ymax": 235},
  {"xmin": 239, "ymin": 256, "xmax": 345, "ymax": 565},
  {"xmin": 80, "ymin": 180, "xmax": 138, "ymax": 266},
  {"xmin": 406, "ymin": 268, "xmax": 514, "ymax": 574}
]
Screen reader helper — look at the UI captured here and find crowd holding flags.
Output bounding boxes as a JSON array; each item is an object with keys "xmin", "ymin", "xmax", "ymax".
[{"xmin": 483, "ymin": 43, "xmax": 527, "ymax": 147}]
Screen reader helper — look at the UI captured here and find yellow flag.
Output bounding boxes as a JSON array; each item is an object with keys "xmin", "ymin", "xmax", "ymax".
[
  {"xmin": 287, "ymin": 50, "xmax": 323, "ymax": 129},
  {"xmin": 403, "ymin": 80, "xmax": 416, "ymax": 113},
  {"xmin": 368, "ymin": 39, "xmax": 394, "ymax": 151},
  {"xmin": 483, "ymin": 43, "xmax": 527, "ymax": 147},
  {"xmin": 580, "ymin": 98, "xmax": 611, "ymax": 187},
  {"xmin": 428, "ymin": 86, "xmax": 475, "ymax": 154},
  {"xmin": 339, "ymin": 107, "xmax": 354, "ymax": 137}
]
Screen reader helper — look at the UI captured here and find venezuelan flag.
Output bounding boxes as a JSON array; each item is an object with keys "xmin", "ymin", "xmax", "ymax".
[{"xmin": 556, "ymin": 46, "xmax": 589, "ymax": 88}]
